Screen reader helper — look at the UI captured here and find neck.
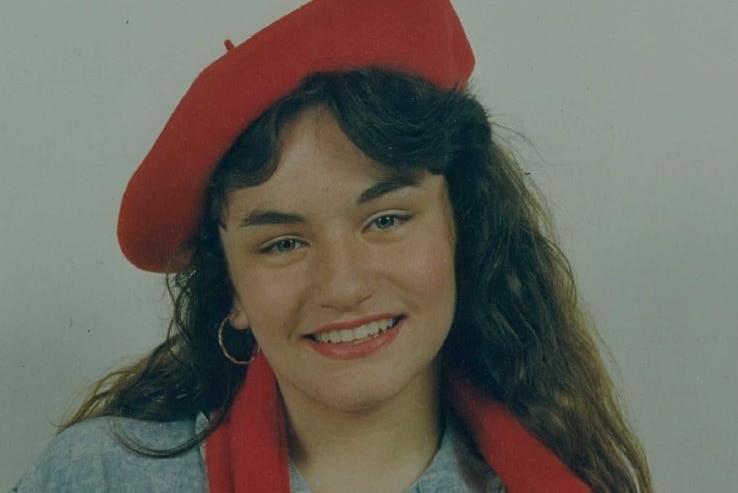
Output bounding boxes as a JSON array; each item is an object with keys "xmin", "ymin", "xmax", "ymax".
[{"xmin": 280, "ymin": 360, "xmax": 442, "ymax": 493}]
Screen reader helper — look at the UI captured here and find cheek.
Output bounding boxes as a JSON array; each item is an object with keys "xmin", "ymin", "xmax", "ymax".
[
  {"xmin": 231, "ymin": 266, "xmax": 307, "ymax": 336},
  {"xmin": 386, "ymin": 223, "xmax": 457, "ymax": 307},
  {"xmin": 404, "ymin": 248, "xmax": 453, "ymax": 292}
]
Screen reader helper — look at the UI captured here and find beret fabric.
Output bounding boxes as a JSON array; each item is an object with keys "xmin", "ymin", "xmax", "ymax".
[{"xmin": 118, "ymin": 0, "xmax": 475, "ymax": 273}]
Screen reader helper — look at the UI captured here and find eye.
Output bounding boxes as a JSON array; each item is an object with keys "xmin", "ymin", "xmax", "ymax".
[
  {"xmin": 261, "ymin": 238, "xmax": 304, "ymax": 255},
  {"xmin": 369, "ymin": 214, "xmax": 408, "ymax": 231}
]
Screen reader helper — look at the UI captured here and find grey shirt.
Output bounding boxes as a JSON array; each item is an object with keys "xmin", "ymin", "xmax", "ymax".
[{"xmin": 12, "ymin": 413, "xmax": 505, "ymax": 492}]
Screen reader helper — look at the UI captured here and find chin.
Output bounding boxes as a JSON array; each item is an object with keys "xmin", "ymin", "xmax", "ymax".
[
  {"xmin": 314, "ymin": 382, "xmax": 404, "ymax": 414},
  {"xmin": 302, "ymin": 361, "xmax": 434, "ymax": 414}
]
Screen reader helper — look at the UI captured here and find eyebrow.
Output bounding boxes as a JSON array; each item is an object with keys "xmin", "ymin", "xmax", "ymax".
[
  {"xmin": 239, "ymin": 210, "xmax": 305, "ymax": 228},
  {"xmin": 356, "ymin": 174, "xmax": 420, "ymax": 204},
  {"xmin": 238, "ymin": 173, "xmax": 420, "ymax": 228}
]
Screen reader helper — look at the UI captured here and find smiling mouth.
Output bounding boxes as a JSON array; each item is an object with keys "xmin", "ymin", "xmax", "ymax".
[{"xmin": 308, "ymin": 317, "xmax": 401, "ymax": 344}]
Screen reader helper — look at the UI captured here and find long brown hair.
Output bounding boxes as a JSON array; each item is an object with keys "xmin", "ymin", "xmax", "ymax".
[{"xmin": 64, "ymin": 69, "xmax": 651, "ymax": 491}]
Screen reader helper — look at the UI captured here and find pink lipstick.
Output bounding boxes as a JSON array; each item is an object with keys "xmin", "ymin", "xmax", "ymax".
[{"xmin": 305, "ymin": 314, "xmax": 403, "ymax": 360}]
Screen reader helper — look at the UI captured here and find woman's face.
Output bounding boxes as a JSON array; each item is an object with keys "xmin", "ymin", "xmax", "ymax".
[{"xmin": 219, "ymin": 106, "xmax": 457, "ymax": 413}]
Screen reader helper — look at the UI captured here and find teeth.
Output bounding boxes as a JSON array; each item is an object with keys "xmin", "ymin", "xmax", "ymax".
[
  {"xmin": 355, "ymin": 324, "xmax": 369, "ymax": 339},
  {"xmin": 313, "ymin": 318, "xmax": 396, "ymax": 344}
]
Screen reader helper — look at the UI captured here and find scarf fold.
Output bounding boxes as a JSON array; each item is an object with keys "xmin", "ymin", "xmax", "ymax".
[{"xmin": 205, "ymin": 354, "xmax": 591, "ymax": 492}]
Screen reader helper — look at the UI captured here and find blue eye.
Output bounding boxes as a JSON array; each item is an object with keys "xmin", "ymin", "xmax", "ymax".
[
  {"xmin": 373, "ymin": 215, "xmax": 397, "ymax": 230},
  {"xmin": 263, "ymin": 238, "xmax": 302, "ymax": 254},
  {"xmin": 371, "ymin": 214, "xmax": 407, "ymax": 231}
]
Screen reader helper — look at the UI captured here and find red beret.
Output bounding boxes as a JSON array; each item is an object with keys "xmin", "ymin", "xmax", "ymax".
[{"xmin": 118, "ymin": 0, "xmax": 475, "ymax": 273}]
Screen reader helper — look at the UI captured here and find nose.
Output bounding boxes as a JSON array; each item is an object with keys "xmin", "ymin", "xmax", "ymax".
[{"xmin": 310, "ymin": 233, "xmax": 375, "ymax": 311}]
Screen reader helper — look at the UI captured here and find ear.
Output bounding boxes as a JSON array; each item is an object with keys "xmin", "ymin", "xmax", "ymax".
[{"xmin": 229, "ymin": 295, "xmax": 250, "ymax": 330}]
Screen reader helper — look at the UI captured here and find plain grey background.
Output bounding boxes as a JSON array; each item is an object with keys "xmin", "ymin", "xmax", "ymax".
[{"xmin": 2, "ymin": 1, "xmax": 736, "ymax": 490}]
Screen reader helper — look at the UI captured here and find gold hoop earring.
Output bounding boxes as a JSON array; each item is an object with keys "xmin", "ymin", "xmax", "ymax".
[{"xmin": 217, "ymin": 316, "xmax": 260, "ymax": 366}]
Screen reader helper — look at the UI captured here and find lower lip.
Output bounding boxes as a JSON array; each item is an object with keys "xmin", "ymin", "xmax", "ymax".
[{"xmin": 305, "ymin": 318, "xmax": 403, "ymax": 360}]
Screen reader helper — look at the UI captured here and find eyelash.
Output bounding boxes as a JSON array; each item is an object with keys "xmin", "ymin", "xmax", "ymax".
[
  {"xmin": 367, "ymin": 213, "xmax": 409, "ymax": 231},
  {"xmin": 260, "ymin": 238, "xmax": 305, "ymax": 255},
  {"xmin": 258, "ymin": 213, "xmax": 410, "ymax": 255}
]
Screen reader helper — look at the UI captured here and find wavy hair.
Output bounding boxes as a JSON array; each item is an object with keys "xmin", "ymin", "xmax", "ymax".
[{"xmin": 64, "ymin": 69, "xmax": 651, "ymax": 492}]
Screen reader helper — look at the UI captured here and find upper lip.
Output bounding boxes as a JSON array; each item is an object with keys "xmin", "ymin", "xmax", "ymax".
[{"xmin": 308, "ymin": 313, "xmax": 399, "ymax": 336}]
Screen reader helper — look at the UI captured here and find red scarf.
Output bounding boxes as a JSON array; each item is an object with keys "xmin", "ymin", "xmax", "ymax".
[{"xmin": 206, "ymin": 354, "xmax": 591, "ymax": 492}]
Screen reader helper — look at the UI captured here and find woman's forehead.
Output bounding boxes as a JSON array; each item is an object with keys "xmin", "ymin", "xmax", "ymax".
[
  {"xmin": 225, "ymin": 108, "xmax": 424, "ymax": 205},
  {"xmin": 275, "ymin": 106, "xmax": 380, "ymax": 180}
]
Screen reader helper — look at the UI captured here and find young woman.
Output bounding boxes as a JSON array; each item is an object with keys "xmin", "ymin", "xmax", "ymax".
[{"xmin": 14, "ymin": 0, "xmax": 651, "ymax": 492}]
